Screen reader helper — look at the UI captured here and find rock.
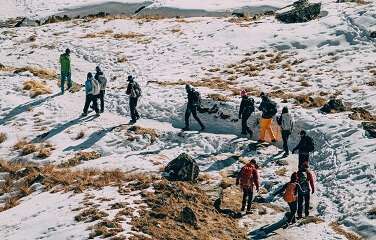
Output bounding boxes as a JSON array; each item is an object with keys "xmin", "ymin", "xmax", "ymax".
[
  {"xmin": 349, "ymin": 107, "xmax": 376, "ymax": 121},
  {"xmin": 320, "ymin": 99, "xmax": 346, "ymax": 113},
  {"xmin": 15, "ymin": 166, "xmax": 40, "ymax": 179},
  {"xmin": 0, "ymin": 63, "xmax": 5, "ymax": 69},
  {"xmin": 276, "ymin": 159, "xmax": 288, "ymax": 166},
  {"xmin": 276, "ymin": 0, "xmax": 321, "ymax": 24},
  {"xmin": 214, "ymin": 198, "xmax": 242, "ymax": 218},
  {"xmin": 180, "ymin": 207, "xmax": 197, "ymax": 226},
  {"xmin": 29, "ymin": 173, "xmax": 45, "ymax": 186},
  {"xmin": 362, "ymin": 122, "xmax": 376, "ymax": 138},
  {"xmin": 253, "ymin": 195, "xmax": 267, "ymax": 203},
  {"xmin": 163, "ymin": 153, "xmax": 200, "ymax": 182},
  {"xmin": 0, "ymin": 172, "xmax": 10, "ymax": 180},
  {"xmin": 150, "ymin": 211, "xmax": 167, "ymax": 219},
  {"xmin": 30, "ymin": 182, "xmax": 44, "ymax": 191},
  {"xmin": 370, "ymin": 31, "xmax": 376, "ymax": 39}
]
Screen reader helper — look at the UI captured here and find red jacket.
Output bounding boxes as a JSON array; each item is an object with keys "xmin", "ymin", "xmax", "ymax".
[{"xmin": 236, "ymin": 163, "xmax": 259, "ymax": 191}]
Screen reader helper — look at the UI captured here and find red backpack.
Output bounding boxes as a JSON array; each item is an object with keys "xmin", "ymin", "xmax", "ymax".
[
  {"xmin": 283, "ymin": 183, "xmax": 297, "ymax": 203},
  {"xmin": 240, "ymin": 164, "xmax": 254, "ymax": 188}
]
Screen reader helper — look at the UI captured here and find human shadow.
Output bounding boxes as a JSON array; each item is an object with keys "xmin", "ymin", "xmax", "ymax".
[
  {"xmin": 248, "ymin": 217, "xmax": 287, "ymax": 239},
  {"xmin": 64, "ymin": 125, "xmax": 121, "ymax": 152},
  {"xmin": 0, "ymin": 93, "xmax": 60, "ymax": 125},
  {"xmin": 204, "ymin": 155, "xmax": 239, "ymax": 172},
  {"xmin": 261, "ymin": 150, "xmax": 285, "ymax": 167},
  {"xmin": 32, "ymin": 115, "xmax": 97, "ymax": 143}
]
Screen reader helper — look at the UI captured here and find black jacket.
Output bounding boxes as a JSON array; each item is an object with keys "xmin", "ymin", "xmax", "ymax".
[
  {"xmin": 293, "ymin": 136, "xmax": 314, "ymax": 153},
  {"xmin": 239, "ymin": 96, "xmax": 255, "ymax": 118},
  {"xmin": 258, "ymin": 98, "xmax": 277, "ymax": 119},
  {"xmin": 187, "ymin": 89, "xmax": 200, "ymax": 107},
  {"xmin": 126, "ymin": 81, "xmax": 141, "ymax": 98}
]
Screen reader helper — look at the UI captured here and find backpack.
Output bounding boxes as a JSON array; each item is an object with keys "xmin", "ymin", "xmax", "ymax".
[
  {"xmin": 132, "ymin": 82, "xmax": 142, "ymax": 98},
  {"xmin": 298, "ymin": 171, "xmax": 310, "ymax": 193},
  {"xmin": 192, "ymin": 90, "xmax": 201, "ymax": 105},
  {"xmin": 283, "ymin": 183, "xmax": 297, "ymax": 203},
  {"xmin": 98, "ymin": 75, "xmax": 107, "ymax": 90},
  {"xmin": 304, "ymin": 136, "xmax": 315, "ymax": 152},
  {"xmin": 92, "ymin": 79, "xmax": 101, "ymax": 95},
  {"xmin": 240, "ymin": 165, "xmax": 254, "ymax": 188},
  {"xmin": 243, "ymin": 98, "xmax": 255, "ymax": 114},
  {"xmin": 267, "ymin": 101, "xmax": 278, "ymax": 117}
]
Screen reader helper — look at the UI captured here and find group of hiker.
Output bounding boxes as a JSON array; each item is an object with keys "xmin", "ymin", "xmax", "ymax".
[{"xmin": 60, "ymin": 49, "xmax": 317, "ymax": 225}]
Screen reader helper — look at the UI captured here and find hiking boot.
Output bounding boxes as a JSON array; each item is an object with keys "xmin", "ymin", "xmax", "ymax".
[
  {"xmin": 129, "ymin": 120, "xmax": 136, "ymax": 125},
  {"xmin": 182, "ymin": 127, "xmax": 190, "ymax": 131},
  {"xmin": 81, "ymin": 113, "xmax": 88, "ymax": 117},
  {"xmin": 95, "ymin": 113, "xmax": 100, "ymax": 117},
  {"xmin": 297, "ymin": 216, "xmax": 303, "ymax": 220},
  {"xmin": 100, "ymin": 110, "xmax": 104, "ymax": 113},
  {"xmin": 282, "ymin": 152, "xmax": 289, "ymax": 158}
]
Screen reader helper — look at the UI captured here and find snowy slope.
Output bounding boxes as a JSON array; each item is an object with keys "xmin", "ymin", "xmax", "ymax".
[{"xmin": 0, "ymin": 0, "xmax": 375, "ymax": 239}]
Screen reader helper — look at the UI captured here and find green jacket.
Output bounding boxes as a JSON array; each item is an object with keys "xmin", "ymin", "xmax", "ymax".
[{"xmin": 60, "ymin": 53, "xmax": 71, "ymax": 73}]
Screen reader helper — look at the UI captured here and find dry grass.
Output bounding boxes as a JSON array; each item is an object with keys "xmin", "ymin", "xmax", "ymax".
[
  {"xmin": 149, "ymin": 77, "xmax": 235, "ymax": 91},
  {"xmin": 0, "ymin": 132, "xmax": 7, "ymax": 144},
  {"xmin": 207, "ymin": 93, "xmax": 230, "ymax": 102},
  {"xmin": 81, "ymin": 29, "xmax": 113, "ymax": 38},
  {"xmin": 329, "ymin": 222, "xmax": 362, "ymax": 240},
  {"xmin": 128, "ymin": 126, "xmax": 159, "ymax": 143},
  {"xmin": 117, "ymin": 55, "xmax": 128, "ymax": 63},
  {"xmin": 275, "ymin": 167, "xmax": 287, "ymax": 176},
  {"xmin": 59, "ymin": 151, "xmax": 101, "ymax": 168},
  {"xmin": 14, "ymin": 66, "xmax": 57, "ymax": 80},
  {"xmin": 23, "ymin": 80, "xmax": 52, "ymax": 98},
  {"xmin": 75, "ymin": 207, "xmax": 109, "ymax": 222},
  {"xmin": 113, "ymin": 32, "xmax": 145, "ymax": 39},
  {"xmin": 36, "ymin": 147, "xmax": 52, "ymax": 159},
  {"xmin": 131, "ymin": 180, "xmax": 247, "ymax": 240},
  {"xmin": 298, "ymin": 216, "xmax": 324, "ymax": 225},
  {"xmin": 88, "ymin": 219, "xmax": 124, "ymax": 238},
  {"xmin": 0, "ymin": 196, "xmax": 20, "ymax": 212},
  {"xmin": 349, "ymin": 107, "xmax": 376, "ymax": 121}
]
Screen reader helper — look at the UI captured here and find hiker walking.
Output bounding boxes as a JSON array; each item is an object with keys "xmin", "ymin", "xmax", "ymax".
[
  {"xmin": 183, "ymin": 84, "xmax": 205, "ymax": 131},
  {"xmin": 239, "ymin": 90, "xmax": 255, "ymax": 138},
  {"xmin": 277, "ymin": 106, "xmax": 294, "ymax": 157},
  {"xmin": 82, "ymin": 72, "xmax": 100, "ymax": 117},
  {"xmin": 59, "ymin": 48, "xmax": 72, "ymax": 94},
  {"xmin": 236, "ymin": 159, "xmax": 259, "ymax": 214},
  {"xmin": 292, "ymin": 130, "xmax": 315, "ymax": 169},
  {"xmin": 94, "ymin": 66, "xmax": 107, "ymax": 113},
  {"xmin": 297, "ymin": 163, "xmax": 315, "ymax": 219},
  {"xmin": 273, "ymin": 172, "xmax": 302, "ymax": 226},
  {"xmin": 258, "ymin": 92, "xmax": 278, "ymax": 142},
  {"xmin": 126, "ymin": 75, "xmax": 141, "ymax": 124}
]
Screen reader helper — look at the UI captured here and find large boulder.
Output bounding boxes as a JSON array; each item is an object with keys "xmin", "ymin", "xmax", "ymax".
[
  {"xmin": 164, "ymin": 153, "xmax": 199, "ymax": 181},
  {"xmin": 320, "ymin": 99, "xmax": 346, "ymax": 113},
  {"xmin": 180, "ymin": 207, "xmax": 197, "ymax": 226},
  {"xmin": 276, "ymin": 0, "xmax": 321, "ymax": 24}
]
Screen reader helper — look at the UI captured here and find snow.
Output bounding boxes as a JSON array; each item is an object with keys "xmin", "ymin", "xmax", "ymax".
[{"xmin": 1, "ymin": 0, "xmax": 376, "ymax": 239}]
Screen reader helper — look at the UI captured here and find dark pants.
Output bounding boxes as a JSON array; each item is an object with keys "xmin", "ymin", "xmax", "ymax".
[
  {"xmin": 287, "ymin": 201, "xmax": 297, "ymax": 223},
  {"xmin": 129, "ymin": 97, "xmax": 140, "ymax": 122},
  {"xmin": 282, "ymin": 130, "xmax": 291, "ymax": 154},
  {"xmin": 185, "ymin": 105, "xmax": 204, "ymax": 129},
  {"xmin": 297, "ymin": 192, "xmax": 310, "ymax": 218},
  {"xmin": 61, "ymin": 72, "xmax": 72, "ymax": 94},
  {"xmin": 83, "ymin": 94, "xmax": 99, "ymax": 114},
  {"xmin": 241, "ymin": 112, "xmax": 252, "ymax": 136},
  {"xmin": 298, "ymin": 152, "xmax": 310, "ymax": 169},
  {"xmin": 241, "ymin": 188, "xmax": 253, "ymax": 211},
  {"xmin": 99, "ymin": 90, "xmax": 105, "ymax": 112}
]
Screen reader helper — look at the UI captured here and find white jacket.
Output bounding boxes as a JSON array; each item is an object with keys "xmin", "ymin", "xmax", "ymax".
[
  {"xmin": 92, "ymin": 79, "xmax": 101, "ymax": 96},
  {"xmin": 281, "ymin": 113, "xmax": 294, "ymax": 131}
]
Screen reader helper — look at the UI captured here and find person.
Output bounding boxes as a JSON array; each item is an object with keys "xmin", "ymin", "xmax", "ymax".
[
  {"xmin": 258, "ymin": 92, "xmax": 277, "ymax": 142},
  {"xmin": 59, "ymin": 48, "xmax": 72, "ymax": 94},
  {"xmin": 277, "ymin": 106, "xmax": 294, "ymax": 157},
  {"xmin": 183, "ymin": 84, "xmax": 205, "ymax": 131},
  {"xmin": 273, "ymin": 172, "xmax": 302, "ymax": 226},
  {"xmin": 292, "ymin": 130, "xmax": 315, "ymax": 169},
  {"xmin": 94, "ymin": 66, "xmax": 107, "ymax": 113},
  {"xmin": 239, "ymin": 90, "xmax": 255, "ymax": 138},
  {"xmin": 126, "ymin": 75, "xmax": 141, "ymax": 124},
  {"xmin": 236, "ymin": 159, "xmax": 259, "ymax": 214},
  {"xmin": 297, "ymin": 164, "xmax": 315, "ymax": 219},
  {"xmin": 82, "ymin": 72, "xmax": 100, "ymax": 117}
]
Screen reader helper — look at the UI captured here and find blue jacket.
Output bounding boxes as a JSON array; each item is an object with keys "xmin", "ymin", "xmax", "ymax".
[{"xmin": 85, "ymin": 79, "xmax": 93, "ymax": 95}]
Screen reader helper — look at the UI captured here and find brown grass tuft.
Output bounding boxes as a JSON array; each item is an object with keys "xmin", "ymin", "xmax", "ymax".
[
  {"xmin": 207, "ymin": 93, "xmax": 230, "ymax": 102},
  {"xmin": 23, "ymin": 80, "xmax": 52, "ymax": 98},
  {"xmin": 75, "ymin": 130, "xmax": 85, "ymax": 140},
  {"xmin": 329, "ymin": 222, "xmax": 362, "ymax": 240},
  {"xmin": 128, "ymin": 126, "xmax": 159, "ymax": 143},
  {"xmin": 275, "ymin": 167, "xmax": 287, "ymax": 176},
  {"xmin": 113, "ymin": 32, "xmax": 145, "ymax": 39},
  {"xmin": 14, "ymin": 66, "xmax": 57, "ymax": 80},
  {"xmin": 0, "ymin": 196, "xmax": 20, "ymax": 212},
  {"xmin": 59, "ymin": 151, "xmax": 101, "ymax": 168},
  {"xmin": 75, "ymin": 207, "xmax": 109, "ymax": 222},
  {"xmin": 88, "ymin": 219, "xmax": 124, "ymax": 238},
  {"xmin": 0, "ymin": 132, "xmax": 7, "ymax": 144}
]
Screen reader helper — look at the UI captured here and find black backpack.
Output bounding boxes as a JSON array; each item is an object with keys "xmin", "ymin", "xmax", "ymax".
[
  {"xmin": 304, "ymin": 136, "xmax": 315, "ymax": 152},
  {"xmin": 298, "ymin": 171, "xmax": 310, "ymax": 193},
  {"xmin": 192, "ymin": 90, "xmax": 201, "ymax": 105},
  {"xmin": 266, "ymin": 101, "xmax": 277, "ymax": 117}
]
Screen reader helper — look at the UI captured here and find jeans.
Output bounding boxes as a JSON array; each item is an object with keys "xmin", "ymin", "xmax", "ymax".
[
  {"xmin": 241, "ymin": 188, "xmax": 253, "ymax": 211},
  {"xmin": 83, "ymin": 94, "xmax": 99, "ymax": 114},
  {"xmin": 99, "ymin": 90, "xmax": 105, "ymax": 112},
  {"xmin": 287, "ymin": 201, "xmax": 297, "ymax": 223},
  {"xmin": 241, "ymin": 112, "xmax": 252, "ymax": 136},
  {"xmin": 185, "ymin": 105, "xmax": 204, "ymax": 129},
  {"xmin": 282, "ymin": 130, "xmax": 291, "ymax": 154},
  {"xmin": 129, "ymin": 97, "xmax": 140, "ymax": 122},
  {"xmin": 298, "ymin": 152, "xmax": 310, "ymax": 170},
  {"xmin": 61, "ymin": 72, "xmax": 72, "ymax": 94},
  {"xmin": 297, "ymin": 192, "xmax": 310, "ymax": 218},
  {"xmin": 259, "ymin": 118, "xmax": 276, "ymax": 141}
]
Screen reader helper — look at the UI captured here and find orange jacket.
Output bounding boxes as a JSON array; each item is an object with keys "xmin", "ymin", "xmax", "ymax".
[{"xmin": 236, "ymin": 163, "xmax": 259, "ymax": 191}]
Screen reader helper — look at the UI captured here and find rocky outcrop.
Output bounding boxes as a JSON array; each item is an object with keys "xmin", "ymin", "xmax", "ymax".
[
  {"xmin": 163, "ymin": 153, "xmax": 199, "ymax": 182},
  {"xmin": 276, "ymin": 0, "xmax": 321, "ymax": 23}
]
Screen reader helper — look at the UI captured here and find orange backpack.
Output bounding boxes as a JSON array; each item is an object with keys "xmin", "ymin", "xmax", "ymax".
[{"xmin": 283, "ymin": 183, "xmax": 297, "ymax": 203}]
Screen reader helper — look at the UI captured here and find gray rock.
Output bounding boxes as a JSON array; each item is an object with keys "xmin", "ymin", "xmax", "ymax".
[
  {"xmin": 276, "ymin": 0, "xmax": 321, "ymax": 24},
  {"xmin": 164, "ymin": 153, "xmax": 199, "ymax": 182},
  {"xmin": 320, "ymin": 99, "xmax": 346, "ymax": 114},
  {"xmin": 362, "ymin": 122, "xmax": 376, "ymax": 138},
  {"xmin": 180, "ymin": 207, "xmax": 197, "ymax": 226},
  {"xmin": 0, "ymin": 172, "xmax": 10, "ymax": 180}
]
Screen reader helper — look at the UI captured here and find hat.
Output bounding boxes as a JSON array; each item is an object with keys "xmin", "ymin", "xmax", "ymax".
[
  {"xmin": 240, "ymin": 89, "xmax": 247, "ymax": 97},
  {"xmin": 127, "ymin": 75, "xmax": 134, "ymax": 81},
  {"xmin": 65, "ymin": 48, "xmax": 71, "ymax": 54}
]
